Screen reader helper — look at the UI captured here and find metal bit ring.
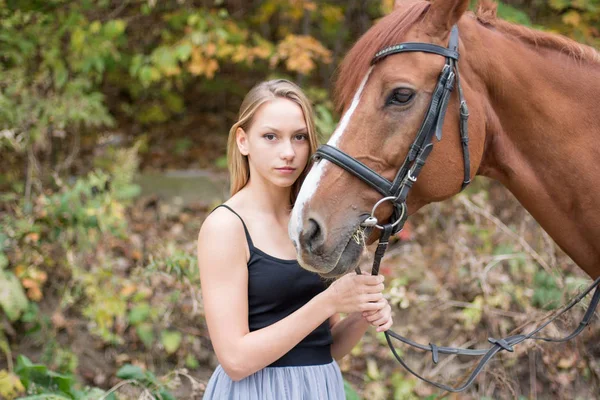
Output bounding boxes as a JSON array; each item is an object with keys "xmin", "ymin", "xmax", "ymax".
[{"xmin": 360, "ymin": 196, "xmax": 406, "ymax": 230}]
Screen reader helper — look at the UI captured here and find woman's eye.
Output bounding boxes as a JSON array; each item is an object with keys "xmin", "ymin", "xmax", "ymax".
[
  {"xmin": 387, "ymin": 88, "xmax": 415, "ymax": 106},
  {"xmin": 264, "ymin": 133, "xmax": 276, "ymax": 141},
  {"xmin": 294, "ymin": 134, "xmax": 308, "ymax": 141}
]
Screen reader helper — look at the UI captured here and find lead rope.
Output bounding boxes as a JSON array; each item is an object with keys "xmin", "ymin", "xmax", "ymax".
[{"xmin": 357, "ymin": 221, "xmax": 600, "ymax": 393}]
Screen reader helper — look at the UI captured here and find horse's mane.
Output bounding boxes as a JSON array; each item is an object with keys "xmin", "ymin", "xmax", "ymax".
[
  {"xmin": 333, "ymin": 1, "xmax": 430, "ymax": 112},
  {"xmin": 476, "ymin": 0, "xmax": 600, "ymax": 65},
  {"xmin": 334, "ymin": 0, "xmax": 600, "ymax": 112}
]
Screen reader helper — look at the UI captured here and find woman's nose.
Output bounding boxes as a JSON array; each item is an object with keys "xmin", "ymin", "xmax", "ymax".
[{"xmin": 280, "ymin": 141, "xmax": 295, "ymax": 160}]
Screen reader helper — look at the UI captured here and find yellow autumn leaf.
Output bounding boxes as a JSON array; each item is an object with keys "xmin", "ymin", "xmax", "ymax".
[
  {"xmin": 562, "ymin": 11, "xmax": 581, "ymax": 27},
  {"xmin": 322, "ymin": 5, "xmax": 344, "ymax": 24},
  {"xmin": 381, "ymin": 0, "xmax": 395, "ymax": 15},
  {"xmin": 232, "ymin": 46, "xmax": 249, "ymax": 63},
  {"xmin": 251, "ymin": 46, "xmax": 270, "ymax": 60},
  {"xmin": 14, "ymin": 265, "xmax": 26, "ymax": 277},
  {"xmin": 273, "ymin": 34, "xmax": 332, "ymax": 74},
  {"xmin": 204, "ymin": 42, "xmax": 217, "ymax": 57},
  {"xmin": 27, "ymin": 285, "xmax": 43, "ymax": 301},
  {"xmin": 162, "ymin": 65, "xmax": 181, "ymax": 77},
  {"xmin": 216, "ymin": 43, "xmax": 235, "ymax": 58},
  {"xmin": 120, "ymin": 283, "xmax": 137, "ymax": 297},
  {"xmin": 205, "ymin": 59, "xmax": 219, "ymax": 79},
  {"xmin": 0, "ymin": 370, "xmax": 25, "ymax": 400},
  {"xmin": 303, "ymin": 1, "xmax": 317, "ymax": 12},
  {"xmin": 188, "ymin": 47, "xmax": 205, "ymax": 75}
]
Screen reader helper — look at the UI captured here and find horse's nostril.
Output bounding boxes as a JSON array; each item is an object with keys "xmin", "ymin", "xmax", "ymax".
[{"xmin": 299, "ymin": 218, "xmax": 324, "ymax": 252}]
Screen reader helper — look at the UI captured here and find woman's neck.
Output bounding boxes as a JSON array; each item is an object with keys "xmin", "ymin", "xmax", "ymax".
[{"xmin": 243, "ymin": 176, "xmax": 292, "ymax": 219}]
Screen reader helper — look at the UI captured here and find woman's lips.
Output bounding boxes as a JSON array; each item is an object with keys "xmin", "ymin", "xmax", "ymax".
[{"xmin": 275, "ymin": 167, "xmax": 296, "ymax": 174}]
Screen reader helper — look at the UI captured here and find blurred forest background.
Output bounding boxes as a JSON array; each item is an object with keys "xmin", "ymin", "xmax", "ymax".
[{"xmin": 1, "ymin": 0, "xmax": 600, "ymax": 399}]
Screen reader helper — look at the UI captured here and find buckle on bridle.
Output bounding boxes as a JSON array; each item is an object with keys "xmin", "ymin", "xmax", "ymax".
[{"xmin": 407, "ymin": 170, "xmax": 417, "ymax": 183}]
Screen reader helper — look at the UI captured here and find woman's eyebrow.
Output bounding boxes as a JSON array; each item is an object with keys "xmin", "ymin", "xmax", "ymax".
[
  {"xmin": 262, "ymin": 125, "xmax": 280, "ymax": 132},
  {"xmin": 261, "ymin": 126, "xmax": 307, "ymax": 134}
]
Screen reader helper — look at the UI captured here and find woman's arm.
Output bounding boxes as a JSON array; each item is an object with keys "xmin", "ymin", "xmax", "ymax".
[
  {"xmin": 198, "ymin": 209, "xmax": 384, "ymax": 381},
  {"xmin": 329, "ymin": 313, "xmax": 369, "ymax": 360},
  {"xmin": 329, "ymin": 297, "xmax": 393, "ymax": 360}
]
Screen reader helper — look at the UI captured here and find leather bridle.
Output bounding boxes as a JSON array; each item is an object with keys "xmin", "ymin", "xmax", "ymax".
[{"xmin": 312, "ymin": 26, "xmax": 600, "ymax": 392}]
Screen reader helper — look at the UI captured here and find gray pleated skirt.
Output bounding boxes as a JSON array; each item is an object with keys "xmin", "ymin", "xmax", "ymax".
[{"xmin": 202, "ymin": 360, "xmax": 345, "ymax": 400}]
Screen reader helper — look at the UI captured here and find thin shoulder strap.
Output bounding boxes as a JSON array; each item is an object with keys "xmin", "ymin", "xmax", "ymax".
[{"xmin": 213, "ymin": 204, "xmax": 255, "ymax": 249}]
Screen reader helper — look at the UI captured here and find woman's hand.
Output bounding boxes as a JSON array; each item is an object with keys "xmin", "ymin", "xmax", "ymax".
[
  {"xmin": 362, "ymin": 299, "xmax": 393, "ymax": 332},
  {"xmin": 325, "ymin": 272, "xmax": 385, "ymax": 315}
]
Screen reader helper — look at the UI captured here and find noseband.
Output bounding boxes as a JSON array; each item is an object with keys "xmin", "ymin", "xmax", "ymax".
[{"xmin": 313, "ymin": 26, "xmax": 600, "ymax": 392}]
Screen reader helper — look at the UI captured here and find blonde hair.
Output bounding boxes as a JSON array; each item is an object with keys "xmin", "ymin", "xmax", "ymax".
[{"xmin": 227, "ymin": 79, "xmax": 319, "ymax": 205}]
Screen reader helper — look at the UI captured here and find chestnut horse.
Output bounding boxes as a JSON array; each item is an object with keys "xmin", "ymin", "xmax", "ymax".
[{"xmin": 289, "ymin": 0, "xmax": 600, "ymax": 280}]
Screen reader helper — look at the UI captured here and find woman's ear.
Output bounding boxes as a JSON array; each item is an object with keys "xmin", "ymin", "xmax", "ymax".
[{"xmin": 236, "ymin": 127, "xmax": 249, "ymax": 156}]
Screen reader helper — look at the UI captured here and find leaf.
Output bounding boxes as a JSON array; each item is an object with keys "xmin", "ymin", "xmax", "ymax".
[
  {"xmin": 0, "ymin": 369, "xmax": 25, "ymax": 399},
  {"xmin": 175, "ymin": 43, "xmax": 192, "ymax": 62},
  {"xmin": 549, "ymin": 0, "xmax": 570, "ymax": 11},
  {"xmin": 161, "ymin": 330, "xmax": 182, "ymax": 355},
  {"xmin": 185, "ymin": 354, "xmax": 199, "ymax": 369},
  {"xmin": 344, "ymin": 380, "xmax": 361, "ymax": 400},
  {"xmin": 117, "ymin": 364, "xmax": 158, "ymax": 387},
  {"xmin": 562, "ymin": 11, "xmax": 582, "ymax": 27},
  {"xmin": 53, "ymin": 62, "xmax": 68, "ymax": 89},
  {"xmin": 0, "ymin": 270, "xmax": 29, "ymax": 321},
  {"xmin": 155, "ymin": 388, "xmax": 177, "ymax": 400},
  {"xmin": 128, "ymin": 303, "xmax": 150, "ymax": 325},
  {"xmin": 0, "ymin": 252, "xmax": 8, "ymax": 270},
  {"xmin": 116, "ymin": 364, "xmax": 146, "ymax": 381},
  {"xmin": 136, "ymin": 323, "xmax": 155, "ymax": 348},
  {"xmin": 103, "ymin": 19, "xmax": 126, "ymax": 39},
  {"xmin": 366, "ymin": 358, "xmax": 380, "ymax": 380},
  {"xmin": 14, "ymin": 356, "xmax": 75, "ymax": 396}
]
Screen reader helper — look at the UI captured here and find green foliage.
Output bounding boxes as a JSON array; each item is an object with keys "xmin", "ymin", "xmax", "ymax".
[
  {"xmin": 344, "ymin": 380, "xmax": 361, "ymax": 400},
  {"xmin": 161, "ymin": 330, "xmax": 183, "ymax": 355},
  {"xmin": 496, "ymin": 2, "xmax": 533, "ymax": 25},
  {"xmin": 0, "ymin": 143, "xmax": 140, "ymax": 341},
  {"xmin": 146, "ymin": 244, "xmax": 199, "ymax": 285},
  {"xmin": 532, "ymin": 271, "xmax": 563, "ymax": 310},
  {"xmin": 14, "ymin": 355, "xmax": 110, "ymax": 400},
  {"xmin": 0, "ymin": 270, "xmax": 29, "ymax": 321},
  {"xmin": 390, "ymin": 373, "xmax": 418, "ymax": 400},
  {"xmin": 0, "ymin": 3, "xmax": 117, "ymax": 154},
  {"xmin": 115, "ymin": 364, "xmax": 176, "ymax": 399}
]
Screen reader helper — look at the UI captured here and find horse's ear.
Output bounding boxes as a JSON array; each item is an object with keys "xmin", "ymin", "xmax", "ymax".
[{"xmin": 423, "ymin": 0, "xmax": 469, "ymax": 37}]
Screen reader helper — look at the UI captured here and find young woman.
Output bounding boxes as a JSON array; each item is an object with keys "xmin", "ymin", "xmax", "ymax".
[{"xmin": 198, "ymin": 79, "xmax": 393, "ymax": 399}]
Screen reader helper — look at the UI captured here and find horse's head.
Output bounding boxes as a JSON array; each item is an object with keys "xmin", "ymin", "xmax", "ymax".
[{"xmin": 290, "ymin": 0, "xmax": 487, "ymax": 277}]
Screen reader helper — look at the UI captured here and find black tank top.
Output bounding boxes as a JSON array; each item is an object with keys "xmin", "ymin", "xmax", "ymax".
[{"xmin": 216, "ymin": 205, "xmax": 333, "ymax": 367}]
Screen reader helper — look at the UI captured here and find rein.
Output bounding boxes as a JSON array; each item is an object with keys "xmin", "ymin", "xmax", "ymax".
[{"xmin": 314, "ymin": 26, "xmax": 600, "ymax": 392}]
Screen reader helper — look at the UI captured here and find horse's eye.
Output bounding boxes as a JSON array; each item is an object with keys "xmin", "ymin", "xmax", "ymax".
[{"xmin": 387, "ymin": 88, "xmax": 415, "ymax": 106}]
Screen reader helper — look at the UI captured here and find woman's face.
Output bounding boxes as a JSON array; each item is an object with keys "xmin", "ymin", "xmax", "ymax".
[{"xmin": 238, "ymin": 98, "xmax": 311, "ymax": 188}]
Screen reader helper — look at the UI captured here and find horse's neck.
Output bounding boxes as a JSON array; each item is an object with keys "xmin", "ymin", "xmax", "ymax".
[{"xmin": 468, "ymin": 23, "xmax": 600, "ymax": 278}]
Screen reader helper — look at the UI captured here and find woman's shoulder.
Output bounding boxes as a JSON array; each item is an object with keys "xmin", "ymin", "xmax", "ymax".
[{"xmin": 199, "ymin": 204, "xmax": 244, "ymax": 241}]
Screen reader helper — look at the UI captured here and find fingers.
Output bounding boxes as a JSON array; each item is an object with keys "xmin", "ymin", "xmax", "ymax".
[
  {"xmin": 360, "ymin": 298, "xmax": 386, "ymax": 312},
  {"xmin": 370, "ymin": 312, "xmax": 391, "ymax": 326},
  {"xmin": 355, "ymin": 274, "xmax": 384, "ymax": 285},
  {"xmin": 363, "ymin": 303, "xmax": 390, "ymax": 323},
  {"xmin": 363, "ymin": 312, "xmax": 381, "ymax": 323},
  {"xmin": 363, "ymin": 282, "xmax": 385, "ymax": 294},
  {"xmin": 376, "ymin": 318, "xmax": 393, "ymax": 332},
  {"xmin": 363, "ymin": 293, "xmax": 384, "ymax": 302}
]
